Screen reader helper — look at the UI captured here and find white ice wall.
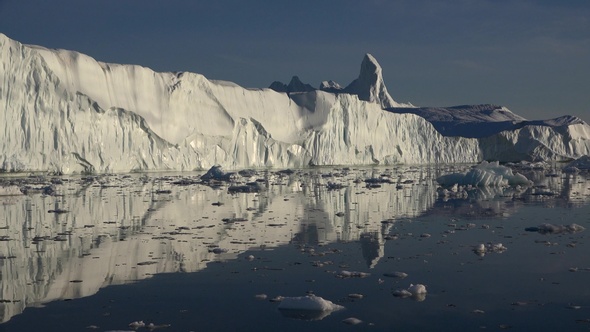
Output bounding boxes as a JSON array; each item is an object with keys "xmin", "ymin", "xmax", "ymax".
[{"xmin": 1, "ymin": 33, "xmax": 588, "ymax": 174}]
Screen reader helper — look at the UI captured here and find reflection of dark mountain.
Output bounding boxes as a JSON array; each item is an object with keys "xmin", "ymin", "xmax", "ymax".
[
  {"xmin": 360, "ymin": 232, "xmax": 384, "ymax": 269},
  {"xmin": 292, "ymin": 224, "xmax": 321, "ymax": 244}
]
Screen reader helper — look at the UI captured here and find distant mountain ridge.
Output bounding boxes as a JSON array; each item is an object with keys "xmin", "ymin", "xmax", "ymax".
[{"xmin": 1, "ymin": 33, "xmax": 589, "ymax": 173}]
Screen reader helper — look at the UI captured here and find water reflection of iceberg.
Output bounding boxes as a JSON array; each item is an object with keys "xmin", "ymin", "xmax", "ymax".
[
  {"xmin": 360, "ymin": 232, "xmax": 385, "ymax": 269},
  {"xmin": 0, "ymin": 167, "xmax": 587, "ymax": 323}
]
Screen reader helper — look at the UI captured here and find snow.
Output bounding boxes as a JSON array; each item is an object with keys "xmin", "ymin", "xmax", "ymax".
[
  {"xmin": 437, "ymin": 161, "xmax": 532, "ymax": 187},
  {"xmin": 1, "ymin": 33, "xmax": 589, "ymax": 174}
]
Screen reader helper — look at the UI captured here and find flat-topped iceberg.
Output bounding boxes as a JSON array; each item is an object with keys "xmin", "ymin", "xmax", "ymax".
[
  {"xmin": 1, "ymin": 33, "xmax": 589, "ymax": 173},
  {"xmin": 437, "ymin": 161, "xmax": 532, "ymax": 187}
]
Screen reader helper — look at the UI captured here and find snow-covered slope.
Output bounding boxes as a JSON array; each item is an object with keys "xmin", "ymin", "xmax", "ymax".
[
  {"xmin": 388, "ymin": 105, "xmax": 587, "ymax": 139},
  {"xmin": 1, "ymin": 33, "xmax": 588, "ymax": 173}
]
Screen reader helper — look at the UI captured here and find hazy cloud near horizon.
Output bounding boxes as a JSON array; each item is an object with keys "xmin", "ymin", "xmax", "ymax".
[{"xmin": 0, "ymin": 0, "xmax": 588, "ymax": 123}]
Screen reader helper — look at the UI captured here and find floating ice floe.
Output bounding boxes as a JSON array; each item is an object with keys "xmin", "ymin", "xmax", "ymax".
[
  {"xmin": 337, "ymin": 270, "xmax": 371, "ymax": 278},
  {"xmin": 383, "ymin": 271, "xmax": 408, "ymax": 279},
  {"xmin": 277, "ymin": 295, "xmax": 344, "ymax": 321},
  {"xmin": 393, "ymin": 284, "xmax": 427, "ymax": 301},
  {"xmin": 473, "ymin": 243, "xmax": 507, "ymax": 256},
  {"xmin": 342, "ymin": 317, "xmax": 363, "ymax": 325},
  {"xmin": 437, "ymin": 161, "xmax": 532, "ymax": 187},
  {"xmin": 348, "ymin": 293, "xmax": 364, "ymax": 299},
  {"xmin": 525, "ymin": 223, "xmax": 585, "ymax": 234}
]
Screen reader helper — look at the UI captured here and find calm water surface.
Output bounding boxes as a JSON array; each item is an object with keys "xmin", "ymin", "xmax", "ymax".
[{"xmin": 0, "ymin": 166, "xmax": 589, "ymax": 331}]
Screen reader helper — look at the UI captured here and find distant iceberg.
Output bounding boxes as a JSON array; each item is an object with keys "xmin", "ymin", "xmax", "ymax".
[
  {"xmin": 1, "ymin": 33, "xmax": 589, "ymax": 174},
  {"xmin": 437, "ymin": 161, "xmax": 532, "ymax": 187}
]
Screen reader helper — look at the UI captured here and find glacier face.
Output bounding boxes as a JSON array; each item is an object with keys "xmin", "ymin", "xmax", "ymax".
[{"xmin": 1, "ymin": 33, "xmax": 589, "ymax": 174}]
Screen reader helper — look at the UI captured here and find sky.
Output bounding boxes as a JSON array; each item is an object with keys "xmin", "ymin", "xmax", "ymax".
[{"xmin": 1, "ymin": 0, "xmax": 589, "ymax": 123}]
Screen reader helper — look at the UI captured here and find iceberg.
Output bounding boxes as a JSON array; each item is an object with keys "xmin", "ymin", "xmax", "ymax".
[
  {"xmin": 277, "ymin": 295, "xmax": 344, "ymax": 320},
  {"xmin": 437, "ymin": 161, "xmax": 532, "ymax": 187},
  {"xmin": 1, "ymin": 33, "xmax": 589, "ymax": 174}
]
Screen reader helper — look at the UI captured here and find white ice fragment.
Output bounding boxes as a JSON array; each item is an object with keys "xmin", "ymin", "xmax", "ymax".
[
  {"xmin": 408, "ymin": 284, "xmax": 427, "ymax": 295},
  {"xmin": 337, "ymin": 270, "xmax": 370, "ymax": 278},
  {"xmin": 383, "ymin": 271, "xmax": 408, "ymax": 279},
  {"xmin": 526, "ymin": 223, "xmax": 585, "ymax": 234},
  {"xmin": 128, "ymin": 321, "xmax": 145, "ymax": 329},
  {"xmin": 255, "ymin": 294, "xmax": 268, "ymax": 300},
  {"xmin": 278, "ymin": 295, "xmax": 344, "ymax": 312},
  {"xmin": 437, "ymin": 161, "xmax": 532, "ymax": 187},
  {"xmin": 348, "ymin": 293, "xmax": 364, "ymax": 299},
  {"xmin": 342, "ymin": 317, "xmax": 363, "ymax": 325},
  {"xmin": 393, "ymin": 283, "xmax": 427, "ymax": 301},
  {"xmin": 474, "ymin": 243, "xmax": 507, "ymax": 256},
  {"xmin": 392, "ymin": 289, "xmax": 412, "ymax": 298},
  {"xmin": 475, "ymin": 244, "xmax": 487, "ymax": 254}
]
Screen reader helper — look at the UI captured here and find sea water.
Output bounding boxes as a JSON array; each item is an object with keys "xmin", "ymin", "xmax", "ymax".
[{"xmin": 0, "ymin": 165, "xmax": 589, "ymax": 331}]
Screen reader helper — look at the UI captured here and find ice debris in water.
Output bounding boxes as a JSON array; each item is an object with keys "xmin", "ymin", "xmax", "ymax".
[
  {"xmin": 473, "ymin": 243, "xmax": 507, "ymax": 256},
  {"xmin": 525, "ymin": 223, "xmax": 585, "ymax": 234},
  {"xmin": 383, "ymin": 271, "xmax": 408, "ymax": 279},
  {"xmin": 408, "ymin": 284, "xmax": 427, "ymax": 295},
  {"xmin": 278, "ymin": 295, "xmax": 344, "ymax": 312},
  {"xmin": 337, "ymin": 270, "xmax": 371, "ymax": 278},
  {"xmin": 342, "ymin": 317, "xmax": 363, "ymax": 325},
  {"xmin": 393, "ymin": 284, "xmax": 427, "ymax": 301},
  {"xmin": 437, "ymin": 161, "xmax": 532, "ymax": 187},
  {"xmin": 128, "ymin": 321, "xmax": 145, "ymax": 329}
]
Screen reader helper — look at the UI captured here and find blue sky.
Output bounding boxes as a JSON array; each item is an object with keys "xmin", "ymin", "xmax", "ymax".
[{"xmin": 1, "ymin": 0, "xmax": 589, "ymax": 123}]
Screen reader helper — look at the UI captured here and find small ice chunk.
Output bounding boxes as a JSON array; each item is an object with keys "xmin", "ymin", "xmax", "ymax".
[
  {"xmin": 383, "ymin": 271, "xmax": 408, "ymax": 279},
  {"xmin": 342, "ymin": 317, "xmax": 363, "ymax": 325},
  {"xmin": 278, "ymin": 295, "xmax": 344, "ymax": 312},
  {"xmin": 337, "ymin": 270, "xmax": 370, "ymax": 278},
  {"xmin": 392, "ymin": 289, "xmax": 412, "ymax": 298},
  {"xmin": 437, "ymin": 161, "xmax": 532, "ymax": 187},
  {"xmin": 128, "ymin": 321, "xmax": 145, "ymax": 329},
  {"xmin": 394, "ymin": 284, "xmax": 427, "ymax": 301},
  {"xmin": 474, "ymin": 244, "xmax": 486, "ymax": 254},
  {"xmin": 408, "ymin": 284, "xmax": 427, "ymax": 295},
  {"xmin": 526, "ymin": 223, "xmax": 585, "ymax": 234}
]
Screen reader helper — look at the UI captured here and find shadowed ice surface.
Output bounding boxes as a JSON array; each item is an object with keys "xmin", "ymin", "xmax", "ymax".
[{"xmin": 0, "ymin": 165, "xmax": 589, "ymax": 331}]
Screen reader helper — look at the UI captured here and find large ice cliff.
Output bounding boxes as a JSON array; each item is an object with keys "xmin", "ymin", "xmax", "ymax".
[{"xmin": 1, "ymin": 33, "xmax": 588, "ymax": 173}]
